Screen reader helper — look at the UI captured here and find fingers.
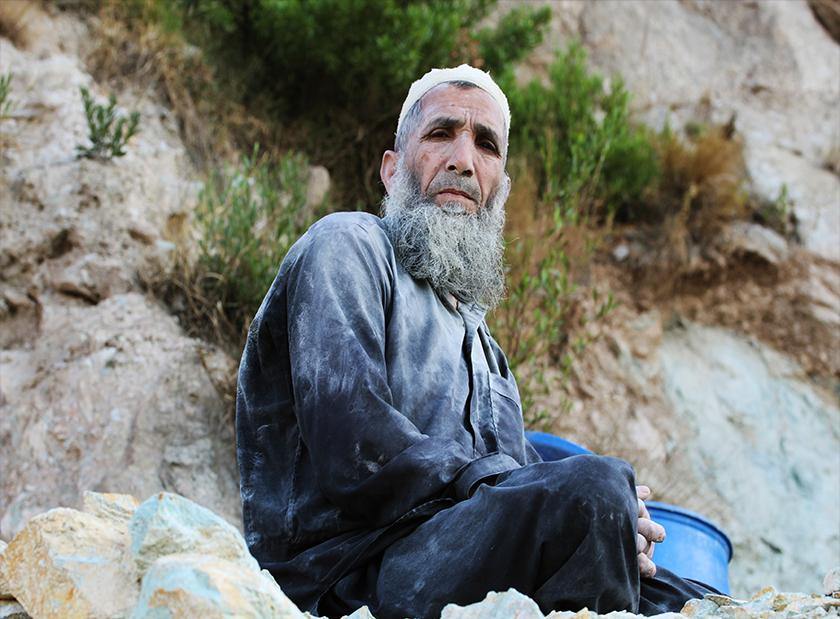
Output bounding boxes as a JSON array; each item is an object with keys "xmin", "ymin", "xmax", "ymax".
[
  {"xmin": 638, "ymin": 517, "xmax": 666, "ymax": 544},
  {"xmin": 637, "ymin": 497, "xmax": 650, "ymax": 520},
  {"xmin": 636, "ymin": 533, "xmax": 648, "ymax": 553},
  {"xmin": 636, "ymin": 485, "xmax": 651, "ymax": 500},
  {"xmin": 638, "ymin": 551, "xmax": 657, "ymax": 578}
]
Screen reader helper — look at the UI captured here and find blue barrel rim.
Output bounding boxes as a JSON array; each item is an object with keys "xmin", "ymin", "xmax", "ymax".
[
  {"xmin": 646, "ymin": 500, "xmax": 733, "ymax": 562},
  {"xmin": 524, "ymin": 431, "xmax": 593, "ymax": 455}
]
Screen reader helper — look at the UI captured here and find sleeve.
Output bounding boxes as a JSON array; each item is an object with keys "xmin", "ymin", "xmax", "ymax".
[{"xmin": 283, "ymin": 219, "xmax": 497, "ymax": 527}]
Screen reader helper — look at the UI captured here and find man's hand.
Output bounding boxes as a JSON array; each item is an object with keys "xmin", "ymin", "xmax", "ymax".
[{"xmin": 636, "ymin": 485, "xmax": 665, "ymax": 578}]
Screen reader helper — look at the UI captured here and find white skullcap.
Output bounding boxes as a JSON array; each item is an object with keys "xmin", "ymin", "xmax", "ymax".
[{"xmin": 397, "ymin": 64, "xmax": 510, "ymax": 143}]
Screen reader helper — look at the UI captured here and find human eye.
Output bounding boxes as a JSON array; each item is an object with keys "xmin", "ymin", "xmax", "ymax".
[{"xmin": 479, "ymin": 139, "xmax": 499, "ymax": 154}]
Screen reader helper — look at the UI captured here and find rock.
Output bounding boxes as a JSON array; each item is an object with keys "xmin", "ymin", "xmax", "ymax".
[
  {"xmin": 51, "ymin": 253, "xmax": 133, "ymax": 303},
  {"xmin": 0, "ymin": 287, "xmax": 41, "ymax": 348},
  {"xmin": 132, "ymin": 553, "xmax": 304, "ymax": 619},
  {"xmin": 510, "ymin": 0, "xmax": 840, "ymax": 263},
  {"xmin": 0, "ymin": 541, "xmax": 11, "ymax": 600},
  {"xmin": 82, "ymin": 491, "xmax": 140, "ymax": 528},
  {"xmin": 825, "ymin": 567, "xmax": 840, "ymax": 597},
  {"xmin": 1, "ymin": 507, "xmax": 138, "ymax": 619},
  {"xmin": 342, "ymin": 606, "xmax": 376, "ymax": 618},
  {"xmin": 612, "ymin": 243, "xmax": 630, "ymax": 262},
  {"xmin": 720, "ymin": 222, "xmax": 789, "ymax": 266},
  {"xmin": 130, "ymin": 492, "xmax": 258, "ymax": 577},
  {"xmin": 0, "ymin": 293, "xmax": 241, "ymax": 541},
  {"xmin": 306, "ymin": 165, "xmax": 330, "ymax": 210},
  {"xmin": 0, "ymin": 600, "xmax": 31, "ymax": 619},
  {"xmin": 658, "ymin": 323, "xmax": 839, "ymax": 596},
  {"xmin": 127, "ymin": 221, "xmax": 158, "ymax": 245},
  {"xmin": 441, "ymin": 589, "xmax": 545, "ymax": 619},
  {"xmin": 809, "ymin": 0, "xmax": 840, "ymax": 43}
]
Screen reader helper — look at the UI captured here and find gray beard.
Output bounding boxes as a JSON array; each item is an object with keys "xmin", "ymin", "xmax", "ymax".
[{"xmin": 380, "ymin": 161, "xmax": 508, "ymax": 309}]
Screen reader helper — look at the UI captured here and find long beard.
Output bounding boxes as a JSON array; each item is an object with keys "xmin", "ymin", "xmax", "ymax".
[{"xmin": 380, "ymin": 161, "xmax": 508, "ymax": 309}]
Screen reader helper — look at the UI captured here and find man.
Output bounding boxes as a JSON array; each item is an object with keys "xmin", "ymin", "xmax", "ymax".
[{"xmin": 236, "ymin": 65, "xmax": 715, "ymax": 619}]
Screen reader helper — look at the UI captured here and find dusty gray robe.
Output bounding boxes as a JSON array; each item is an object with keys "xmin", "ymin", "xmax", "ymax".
[{"xmin": 236, "ymin": 212, "xmax": 540, "ymax": 611}]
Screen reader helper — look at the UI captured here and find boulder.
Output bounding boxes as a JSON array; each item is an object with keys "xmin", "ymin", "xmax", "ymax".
[
  {"xmin": 82, "ymin": 491, "xmax": 140, "ymax": 528},
  {"xmin": 1, "ymin": 507, "xmax": 138, "ymax": 619},
  {"xmin": 719, "ymin": 222, "xmax": 789, "ymax": 267},
  {"xmin": 132, "ymin": 554, "xmax": 304, "ymax": 619},
  {"xmin": 0, "ymin": 541, "xmax": 10, "ymax": 600},
  {"xmin": 130, "ymin": 492, "xmax": 258, "ymax": 576},
  {"xmin": 441, "ymin": 589, "xmax": 545, "ymax": 619}
]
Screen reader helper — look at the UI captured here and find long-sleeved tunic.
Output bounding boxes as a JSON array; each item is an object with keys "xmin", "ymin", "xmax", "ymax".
[{"xmin": 236, "ymin": 211, "xmax": 541, "ymax": 612}]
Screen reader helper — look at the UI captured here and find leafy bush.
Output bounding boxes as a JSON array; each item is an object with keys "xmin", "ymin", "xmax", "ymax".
[
  {"xmin": 165, "ymin": 146, "xmax": 322, "ymax": 344},
  {"xmin": 503, "ymin": 43, "xmax": 659, "ymax": 221},
  {"xmin": 76, "ymin": 87, "xmax": 140, "ymax": 160},
  {"xmin": 169, "ymin": 0, "xmax": 551, "ymax": 207}
]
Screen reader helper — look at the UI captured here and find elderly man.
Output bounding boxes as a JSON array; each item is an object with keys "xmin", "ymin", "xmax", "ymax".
[{"xmin": 236, "ymin": 66, "xmax": 715, "ymax": 619}]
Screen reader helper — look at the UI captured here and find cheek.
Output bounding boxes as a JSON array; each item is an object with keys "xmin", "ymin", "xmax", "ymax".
[{"xmin": 415, "ymin": 152, "xmax": 442, "ymax": 189}]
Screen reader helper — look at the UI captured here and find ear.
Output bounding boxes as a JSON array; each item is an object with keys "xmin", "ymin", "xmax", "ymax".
[{"xmin": 380, "ymin": 150, "xmax": 398, "ymax": 195}]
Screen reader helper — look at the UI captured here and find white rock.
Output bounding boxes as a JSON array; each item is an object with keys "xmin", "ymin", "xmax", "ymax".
[
  {"xmin": 306, "ymin": 165, "xmax": 331, "ymax": 209},
  {"xmin": 1, "ymin": 507, "xmax": 138, "ymax": 618},
  {"xmin": 132, "ymin": 553, "xmax": 304, "ymax": 619},
  {"xmin": 441, "ymin": 589, "xmax": 545, "ymax": 619},
  {"xmin": 720, "ymin": 222, "xmax": 790, "ymax": 266},
  {"xmin": 0, "ymin": 541, "xmax": 10, "ymax": 600},
  {"xmin": 130, "ymin": 492, "xmax": 259, "ymax": 577},
  {"xmin": 0, "ymin": 600, "xmax": 31, "ymax": 619},
  {"xmin": 82, "ymin": 491, "xmax": 140, "ymax": 527},
  {"xmin": 824, "ymin": 566, "xmax": 840, "ymax": 597}
]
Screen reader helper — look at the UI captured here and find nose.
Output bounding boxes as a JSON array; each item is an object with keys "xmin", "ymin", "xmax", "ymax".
[{"xmin": 446, "ymin": 135, "xmax": 475, "ymax": 178}]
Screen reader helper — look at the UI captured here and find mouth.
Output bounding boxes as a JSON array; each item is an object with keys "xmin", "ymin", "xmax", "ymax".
[{"xmin": 437, "ymin": 189, "xmax": 476, "ymax": 202}]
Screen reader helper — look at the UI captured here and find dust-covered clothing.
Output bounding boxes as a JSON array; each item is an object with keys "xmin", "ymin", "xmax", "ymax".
[{"xmin": 235, "ymin": 211, "xmax": 714, "ymax": 617}]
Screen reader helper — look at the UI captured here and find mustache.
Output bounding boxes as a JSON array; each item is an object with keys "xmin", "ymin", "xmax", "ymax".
[{"xmin": 426, "ymin": 171, "xmax": 481, "ymax": 204}]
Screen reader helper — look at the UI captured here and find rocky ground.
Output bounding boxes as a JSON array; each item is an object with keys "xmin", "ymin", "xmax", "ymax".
[
  {"xmin": 0, "ymin": 0, "xmax": 838, "ymax": 612},
  {"xmin": 0, "ymin": 492, "xmax": 838, "ymax": 619}
]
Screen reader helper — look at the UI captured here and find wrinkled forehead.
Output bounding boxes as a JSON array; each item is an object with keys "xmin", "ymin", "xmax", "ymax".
[{"xmin": 416, "ymin": 83, "xmax": 507, "ymax": 135}]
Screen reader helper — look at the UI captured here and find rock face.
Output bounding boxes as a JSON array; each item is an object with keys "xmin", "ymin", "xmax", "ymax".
[
  {"xmin": 0, "ymin": 5, "xmax": 241, "ymax": 539},
  {"xmin": 508, "ymin": 0, "xmax": 840, "ymax": 262},
  {"xmin": 549, "ymin": 313, "xmax": 839, "ymax": 598}
]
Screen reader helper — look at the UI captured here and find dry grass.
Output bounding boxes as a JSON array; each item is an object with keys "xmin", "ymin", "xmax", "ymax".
[{"xmin": 653, "ymin": 123, "xmax": 750, "ymax": 238}]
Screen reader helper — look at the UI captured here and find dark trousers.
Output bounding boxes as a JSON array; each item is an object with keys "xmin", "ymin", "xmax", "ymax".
[{"xmin": 323, "ymin": 455, "xmax": 716, "ymax": 619}]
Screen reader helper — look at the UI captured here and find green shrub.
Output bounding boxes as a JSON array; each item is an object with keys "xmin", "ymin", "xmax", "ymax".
[
  {"xmin": 169, "ymin": 0, "xmax": 551, "ymax": 207},
  {"xmin": 76, "ymin": 87, "xmax": 141, "ymax": 160},
  {"xmin": 191, "ymin": 146, "xmax": 321, "ymax": 338},
  {"xmin": 503, "ymin": 43, "xmax": 659, "ymax": 221}
]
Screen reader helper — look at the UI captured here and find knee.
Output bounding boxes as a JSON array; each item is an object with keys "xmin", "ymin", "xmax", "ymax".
[{"xmin": 548, "ymin": 455, "xmax": 637, "ymax": 523}]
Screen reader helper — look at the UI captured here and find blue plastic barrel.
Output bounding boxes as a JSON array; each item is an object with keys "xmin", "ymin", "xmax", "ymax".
[
  {"xmin": 646, "ymin": 501, "xmax": 732, "ymax": 594},
  {"xmin": 525, "ymin": 431, "xmax": 593, "ymax": 460},
  {"xmin": 524, "ymin": 431, "xmax": 732, "ymax": 594}
]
